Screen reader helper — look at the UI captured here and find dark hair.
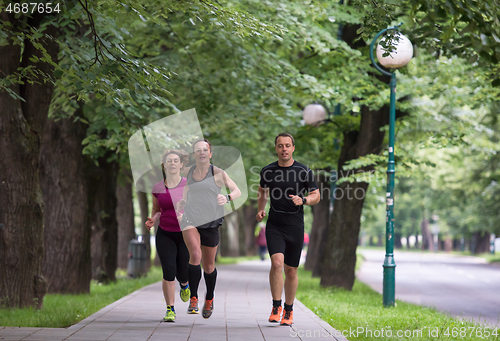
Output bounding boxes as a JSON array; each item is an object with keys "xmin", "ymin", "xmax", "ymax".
[
  {"xmin": 274, "ymin": 133, "xmax": 295, "ymax": 146},
  {"xmin": 192, "ymin": 138, "xmax": 212, "ymax": 152}
]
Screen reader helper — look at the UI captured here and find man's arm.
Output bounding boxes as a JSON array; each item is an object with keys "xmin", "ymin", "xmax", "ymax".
[
  {"xmin": 304, "ymin": 188, "xmax": 320, "ymax": 205},
  {"xmin": 256, "ymin": 186, "xmax": 269, "ymax": 222},
  {"xmin": 289, "ymin": 188, "xmax": 320, "ymax": 206}
]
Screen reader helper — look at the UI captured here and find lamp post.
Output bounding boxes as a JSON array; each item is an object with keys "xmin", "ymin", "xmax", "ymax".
[{"xmin": 369, "ymin": 24, "xmax": 413, "ymax": 307}]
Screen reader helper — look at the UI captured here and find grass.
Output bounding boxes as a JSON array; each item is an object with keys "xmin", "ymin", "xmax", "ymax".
[
  {"xmin": 296, "ymin": 267, "xmax": 500, "ymax": 340},
  {"xmin": 0, "ymin": 267, "xmax": 163, "ymax": 328},
  {"xmin": 474, "ymin": 253, "xmax": 500, "ymax": 264}
]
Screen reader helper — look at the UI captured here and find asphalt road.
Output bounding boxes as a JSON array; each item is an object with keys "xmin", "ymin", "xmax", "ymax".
[{"xmin": 357, "ymin": 249, "xmax": 500, "ymax": 328}]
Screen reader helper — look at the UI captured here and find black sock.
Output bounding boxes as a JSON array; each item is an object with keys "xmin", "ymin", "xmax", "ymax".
[
  {"xmin": 284, "ymin": 303, "xmax": 293, "ymax": 312},
  {"xmin": 167, "ymin": 305, "xmax": 175, "ymax": 312},
  {"xmin": 188, "ymin": 264, "xmax": 201, "ymax": 299},
  {"xmin": 180, "ymin": 283, "xmax": 189, "ymax": 290},
  {"xmin": 273, "ymin": 299, "xmax": 282, "ymax": 308},
  {"xmin": 204, "ymin": 268, "xmax": 217, "ymax": 301}
]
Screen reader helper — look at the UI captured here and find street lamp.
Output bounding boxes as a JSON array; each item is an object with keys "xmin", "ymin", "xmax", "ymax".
[
  {"xmin": 369, "ymin": 24, "xmax": 413, "ymax": 307},
  {"xmin": 303, "ymin": 103, "xmax": 328, "ymax": 126}
]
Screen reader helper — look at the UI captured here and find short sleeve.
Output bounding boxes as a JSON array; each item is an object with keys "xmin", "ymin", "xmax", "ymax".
[
  {"xmin": 305, "ymin": 169, "xmax": 318, "ymax": 192},
  {"xmin": 151, "ymin": 181, "xmax": 163, "ymax": 198},
  {"xmin": 259, "ymin": 168, "xmax": 268, "ymax": 189}
]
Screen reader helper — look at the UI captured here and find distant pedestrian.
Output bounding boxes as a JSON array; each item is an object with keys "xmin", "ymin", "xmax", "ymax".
[
  {"xmin": 256, "ymin": 133, "xmax": 320, "ymax": 326},
  {"xmin": 145, "ymin": 149, "xmax": 191, "ymax": 322},
  {"xmin": 256, "ymin": 223, "xmax": 267, "ymax": 260},
  {"xmin": 177, "ymin": 138, "xmax": 241, "ymax": 319}
]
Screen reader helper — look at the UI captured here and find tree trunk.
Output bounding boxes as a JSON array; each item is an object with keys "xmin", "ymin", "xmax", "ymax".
[
  {"xmin": 242, "ymin": 201, "xmax": 258, "ymax": 256},
  {"xmin": 40, "ymin": 105, "xmax": 92, "ymax": 294},
  {"xmin": 116, "ymin": 166, "xmax": 136, "ymax": 269},
  {"xmin": 136, "ymin": 180, "xmax": 151, "ymax": 272},
  {"xmin": 220, "ymin": 211, "xmax": 240, "ymax": 257},
  {"xmin": 305, "ymin": 171, "xmax": 330, "ymax": 275},
  {"xmin": 377, "ymin": 233, "xmax": 384, "ymax": 247},
  {"xmin": 89, "ymin": 152, "xmax": 119, "ymax": 283},
  {"xmin": 473, "ymin": 231, "xmax": 491, "ymax": 254},
  {"xmin": 320, "ymin": 181, "xmax": 369, "ymax": 289},
  {"xmin": 412, "ymin": 217, "xmax": 419, "ymax": 248},
  {"xmin": 421, "ymin": 218, "xmax": 432, "ymax": 251},
  {"xmin": 0, "ymin": 14, "xmax": 59, "ymax": 308},
  {"xmin": 394, "ymin": 231, "xmax": 402, "ymax": 249}
]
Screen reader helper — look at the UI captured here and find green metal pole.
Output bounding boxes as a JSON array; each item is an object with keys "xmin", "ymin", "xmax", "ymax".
[
  {"xmin": 370, "ymin": 25, "xmax": 402, "ymax": 308},
  {"xmin": 383, "ymin": 72, "xmax": 397, "ymax": 307}
]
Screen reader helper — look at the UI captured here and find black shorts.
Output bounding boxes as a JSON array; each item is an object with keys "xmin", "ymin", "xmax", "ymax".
[
  {"xmin": 156, "ymin": 228, "xmax": 190, "ymax": 282},
  {"xmin": 196, "ymin": 226, "xmax": 220, "ymax": 248},
  {"xmin": 180, "ymin": 216, "xmax": 224, "ymax": 231},
  {"xmin": 265, "ymin": 220, "xmax": 304, "ymax": 267}
]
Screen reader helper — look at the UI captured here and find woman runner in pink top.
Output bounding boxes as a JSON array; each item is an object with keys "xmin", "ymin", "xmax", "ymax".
[{"xmin": 145, "ymin": 149, "xmax": 191, "ymax": 322}]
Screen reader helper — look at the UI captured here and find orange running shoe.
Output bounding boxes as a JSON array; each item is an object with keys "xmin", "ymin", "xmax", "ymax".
[
  {"xmin": 268, "ymin": 306, "xmax": 283, "ymax": 323},
  {"xmin": 202, "ymin": 299, "xmax": 214, "ymax": 319},
  {"xmin": 280, "ymin": 310, "xmax": 293, "ymax": 326},
  {"xmin": 187, "ymin": 297, "xmax": 199, "ymax": 314}
]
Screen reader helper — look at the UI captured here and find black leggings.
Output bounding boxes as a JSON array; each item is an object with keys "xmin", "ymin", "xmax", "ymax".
[{"xmin": 156, "ymin": 228, "xmax": 189, "ymax": 282}]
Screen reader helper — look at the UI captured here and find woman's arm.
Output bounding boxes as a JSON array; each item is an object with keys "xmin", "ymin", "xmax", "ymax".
[
  {"xmin": 145, "ymin": 196, "xmax": 161, "ymax": 230},
  {"xmin": 177, "ymin": 180, "xmax": 189, "ymax": 211},
  {"xmin": 214, "ymin": 167, "xmax": 241, "ymax": 205}
]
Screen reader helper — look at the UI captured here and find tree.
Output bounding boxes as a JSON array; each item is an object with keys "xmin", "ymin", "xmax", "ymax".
[
  {"xmin": 40, "ymin": 103, "xmax": 92, "ymax": 294},
  {"xmin": 116, "ymin": 165, "xmax": 136, "ymax": 269},
  {"xmin": 0, "ymin": 11, "xmax": 60, "ymax": 308}
]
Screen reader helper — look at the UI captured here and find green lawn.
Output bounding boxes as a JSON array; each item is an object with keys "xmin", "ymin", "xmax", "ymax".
[
  {"xmin": 296, "ymin": 267, "xmax": 500, "ymax": 341},
  {"xmin": 0, "ymin": 267, "xmax": 163, "ymax": 328}
]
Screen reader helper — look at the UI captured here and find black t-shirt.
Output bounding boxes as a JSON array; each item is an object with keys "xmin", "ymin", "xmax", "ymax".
[{"xmin": 259, "ymin": 160, "xmax": 318, "ymax": 227}]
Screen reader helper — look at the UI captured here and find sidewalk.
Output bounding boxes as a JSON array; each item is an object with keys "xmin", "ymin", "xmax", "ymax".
[{"xmin": 0, "ymin": 260, "xmax": 348, "ymax": 341}]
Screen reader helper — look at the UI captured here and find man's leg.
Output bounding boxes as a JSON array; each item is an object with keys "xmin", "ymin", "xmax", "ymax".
[
  {"xmin": 283, "ymin": 264, "xmax": 298, "ymax": 305},
  {"xmin": 269, "ymin": 253, "xmax": 284, "ymax": 300}
]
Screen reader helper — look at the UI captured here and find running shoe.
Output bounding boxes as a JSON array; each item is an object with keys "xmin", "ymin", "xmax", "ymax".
[
  {"xmin": 280, "ymin": 310, "xmax": 293, "ymax": 326},
  {"xmin": 187, "ymin": 297, "xmax": 199, "ymax": 314},
  {"xmin": 268, "ymin": 306, "xmax": 282, "ymax": 323},
  {"xmin": 180, "ymin": 285, "xmax": 190, "ymax": 302},
  {"xmin": 202, "ymin": 299, "xmax": 214, "ymax": 319},
  {"xmin": 163, "ymin": 306, "xmax": 176, "ymax": 322}
]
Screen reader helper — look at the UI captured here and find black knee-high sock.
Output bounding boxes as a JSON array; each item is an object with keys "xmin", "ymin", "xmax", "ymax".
[
  {"xmin": 188, "ymin": 264, "xmax": 202, "ymax": 299},
  {"xmin": 204, "ymin": 268, "xmax": 217, "ymax": 300}
]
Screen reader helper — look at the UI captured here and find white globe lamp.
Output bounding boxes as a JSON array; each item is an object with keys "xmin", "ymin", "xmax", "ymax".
[
  {"xmin": 303, "ymin": 104, "xmax": 327, "ymax": 125},
  {"xmin": 376, "ymin": 32, "xmax": 413, "ymax": 69}
]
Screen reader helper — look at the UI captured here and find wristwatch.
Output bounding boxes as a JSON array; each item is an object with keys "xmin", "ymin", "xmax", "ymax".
[
  {"xmin": 302, "ymin": 196, "xmax": 307, "ymax": 205},
  {"xmin": 226, "ymin": 194, "xmax": 232, "ymax": 203}
]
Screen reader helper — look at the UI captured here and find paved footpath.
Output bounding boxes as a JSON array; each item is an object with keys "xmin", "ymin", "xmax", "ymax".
[{"xmin": 0, "ymin": 260, "xmax": 348, "ymax": 341}]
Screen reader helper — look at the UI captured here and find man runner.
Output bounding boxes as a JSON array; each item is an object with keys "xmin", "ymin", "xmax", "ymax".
[{"xmin": 256, "ymin": 133, "xmax": 320, "ymax": 326}]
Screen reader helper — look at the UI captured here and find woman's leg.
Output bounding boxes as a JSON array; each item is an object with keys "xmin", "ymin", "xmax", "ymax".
[
  {"xmin": 176, "ymin": 232, "xmax": 190, "ymax": 287},
  {"xmin": 156, "ymin": 229, "xmax": 178, "ymax": 307},
  {"xmin": 162, "ymin": 279, "xmax": 176, "ymax": 306},
  {"xmin": 182, "ymin": 227, "xmax": 202, "ymax": 300},
  {"xmin": 201, "ymin": 245, "xmax": 218, "ymax": 300}
]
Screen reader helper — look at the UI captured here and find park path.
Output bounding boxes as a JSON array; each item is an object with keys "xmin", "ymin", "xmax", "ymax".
[{"xmin": 0, "ymin": 259, "xmax": 348, "ymax": 341}]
